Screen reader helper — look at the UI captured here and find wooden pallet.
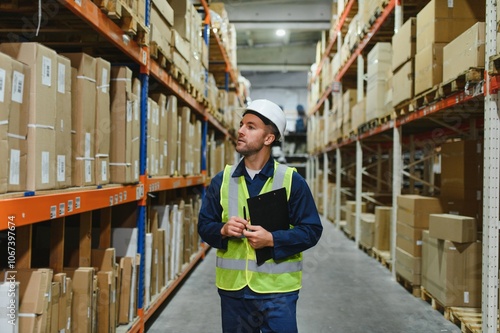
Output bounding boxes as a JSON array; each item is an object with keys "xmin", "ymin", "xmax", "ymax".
[
  {"xmin": 393, "ymin": 99, "xmax": 417, "ymax": 116},
  {"xmin": 448, "ymin": 307, "xmax": 485, "ymax": 333},
  {"xmin": 358, "ymin": 243, "xmax": 373, "ymax": 257},
  {"xmin": 414, "ymin": 85, "xmax": 440, "ymax": 109},
  {"xmin": 420, "ymin": 287, "xmax": 453, "ymax": 319},
  {"xmin": 440, "ymin": 68, "xmax": 484, "ymax": 97},
  {"xmin": 396, "ymin": 274, "xmax": 421, "ymax": 297},
  {"xmin": 488, "ymin": 53, "xmax": 500, "ymax": 75},
  {"xmin": 371, "ymin": 247, "xmax": 392, "ymax": 270},
  {"xmin": 358, "ymin": 118, "xmax": 379, "ymax": 134}
]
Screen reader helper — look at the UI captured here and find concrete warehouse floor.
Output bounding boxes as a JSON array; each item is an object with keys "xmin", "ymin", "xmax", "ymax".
[{"xmin": 146, "ymin": 220, "xmax": 461, "ymax": 333}]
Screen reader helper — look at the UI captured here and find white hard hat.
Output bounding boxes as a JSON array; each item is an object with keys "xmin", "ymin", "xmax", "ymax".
[{"xmin": 244, "ymin": 99, "xmax": 286, "ymax": 141}]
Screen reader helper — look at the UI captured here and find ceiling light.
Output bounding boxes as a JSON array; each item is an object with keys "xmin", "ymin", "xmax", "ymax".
[{"xmin": 276, "ymin": 29, "xmax": 286, "ymax": 37}]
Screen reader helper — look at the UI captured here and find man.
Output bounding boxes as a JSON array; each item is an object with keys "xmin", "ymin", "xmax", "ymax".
[{"xmin": 198, "ymin": 99, "xmax": 322, "ymax": 333}]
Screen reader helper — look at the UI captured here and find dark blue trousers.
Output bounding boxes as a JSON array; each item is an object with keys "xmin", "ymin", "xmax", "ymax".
[{"xmin": 220, "ymin": 293, "xmax": 299, "ymax": 333}]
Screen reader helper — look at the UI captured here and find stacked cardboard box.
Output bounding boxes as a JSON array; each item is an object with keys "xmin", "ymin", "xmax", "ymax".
[
  {"xmin": 422, "ymin": 213, "xmax": 481, "ymax": 307},
  {"xmin": 344, "ymin": 200, "xmax": 367, "ymax": 237},
  {"xmin": 62, "ymin": 53, "xmax": 98, "ymax": 187},
  {"xmin": 392, "ymin": 18, "xmax": 416, "ymax": 107},
  {"xmin": 414, "ymin": 0, "xmax": 485, "ymax": 95},
  {"xmin": 151, "ymin": 93, "xmax": 168, "ymax": 176},
  {"xmin": 374, "ymin": 206, "xmax": 392, "ymax": 251},
  {"xmin": 1, "ymin": 43, "xmax": 58, "ymax": 191},
  {"xmin": 350, "ymin": 99, "xmax": 365, "ymax": 134},
  {"xmin": 150, "ymin": 0, "xmax": 174, "ymax": 62},
  {"xmin": 439, "ymin": 140, "xmax": 483, "ymax": 224},
  {"xmin": 359, "ymin": 213, "xmax": 376, "ymax": 249},
  {"xmin": 94, "ymin": 58, "xmax": 111, "ymax": 186},
  {"xmin": 147, "ymin": 97, "xmax": 160, "ymax": 177},
  {"xmin": 16, "ymin": 269, "xmax": 53, "ymax": 333},
  {"xmin": 165, "ymin": 96, "xmax": 178, "ymax": 176},
  {"xmin": 0, "ymin": 52, "xmax": 29, "ymax": 193},
  {"xmin": 342, "ymin": 89, "xmax": 356, "ymax": 138},
  {"xmin": 109, "ymin": 67, "xmax": 140, "ymax": 184},
  {"xmin": 395, "ymin": 195, "xmax": 442, "ymax": 285},
  {"xmin": 442, "ymin": 22, "xmax": 485, "ymax": 84},
  {"xmin": 366, "ymin": 43, "xmax": 392, "ymax": 122},
  {"xmin": 91, "ymin": 248, "xmax": 118, "ymax": 333}
]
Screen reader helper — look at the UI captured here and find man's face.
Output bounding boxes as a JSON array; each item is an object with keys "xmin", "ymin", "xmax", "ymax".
[{"xmin": 236, "ymin": 113, "xmax": 274, "ymax": 156}]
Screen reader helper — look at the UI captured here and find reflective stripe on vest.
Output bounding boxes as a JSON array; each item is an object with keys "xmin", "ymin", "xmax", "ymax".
[{"xmin": 216, "ymin": 161, "xmax": 303, "ymax": 293}]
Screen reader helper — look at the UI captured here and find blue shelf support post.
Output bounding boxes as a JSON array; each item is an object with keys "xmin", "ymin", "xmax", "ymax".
[{"xmin": 136, "ymin": 0, "xmax": 151, "ymax": 324}]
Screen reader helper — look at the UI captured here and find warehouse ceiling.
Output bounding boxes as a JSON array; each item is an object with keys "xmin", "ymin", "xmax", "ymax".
[
  {"xmin": 209, "ymin": 0, "xmax": 332, "ymax": 72},
  {"xmin": 207, "ymin": 0, "xmax": 333, "ymax": 92}
]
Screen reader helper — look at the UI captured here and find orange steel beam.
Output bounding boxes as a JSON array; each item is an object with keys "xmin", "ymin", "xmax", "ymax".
[{"xmin": 0, "ymin": 184, "xmax": 144, "ymax": 230}]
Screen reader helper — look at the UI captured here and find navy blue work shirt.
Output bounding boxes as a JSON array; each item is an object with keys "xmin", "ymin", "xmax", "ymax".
[{"xmin": 198, "ymin": 157, "xmax": 323, "ymax": 299}]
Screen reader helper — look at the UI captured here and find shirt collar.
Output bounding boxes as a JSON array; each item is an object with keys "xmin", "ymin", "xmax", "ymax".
[{"xmin": 232, "ymin": 157, "xmax": 275, "ymax": 178}]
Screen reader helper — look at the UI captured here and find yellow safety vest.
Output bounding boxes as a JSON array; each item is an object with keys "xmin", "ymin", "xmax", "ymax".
[{"xmin": 216, "ymin": 161, "xmax": 303, "ymax": 293}]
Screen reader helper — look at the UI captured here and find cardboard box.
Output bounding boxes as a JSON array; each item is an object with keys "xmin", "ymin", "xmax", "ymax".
[
  {"xmin": 152, "ymin": 0, "xmax": 174, "ymax": 26},
  {"xmin": 109, "ymin": 67, "xmax": 135, "ymax": 184},
  {"xmin": 49, "ymin": 282, "xmax": 60, "ymax": 333},
  {"xmin": 350, "ymin": 99, "xmax": 365, "ymax": 133},
  {"xmin": 150, "ymin": 4, "xmax": 173, "ymax": 60},
  {"xmin": 151, "ymin": 93, "xmax": 168, "ymax": 176},
  {"xmin": 131, "ymin": 79, "xmax": 141, "ymax": 182},
  {"xmin": 422, "ymin": 230, "xmax": 481, "ymax": 307},
  {"xmin": 392, "ymin": 60, "xmax": 414, "ymax": 106},
  {"xmin": 395, "ymin": 247, "xmax": 421, "ymax": 285},
  {"xmin": 166, "ymin": 96, "xmax": 178, "ymax": 176},
  {"xmin": 374, "ymin": 206, "xmax": 392, "ymax": 251},
  {"xmin": 0, "ymin": 43, "xmax": 58, "ymax": 191},
  {"xmin": 392, "ymin": 17, "xmax": 416, "ymax": 71},
  {"xmin": 171, "ymin": 29, "xmax": 191, "ymax": 62},
  {"xmin": 62, "ymin": 53, "xmax": 97, "ymax": 187},
  {"xmin": 147, "ymin": 98, "xmax": 160, "ymax": 176},
  {"xmin": 55, "ymin": 55, "xmax": 72, "ymax": 189},
  {"xmin": 443, "ymin": 22, "xmax": 485, "ymax": 83},
  {"xmin": 397, "ymin": 195, "xmax": 443, "ymax": 228},
  {"xmin": 414, "ymin": 43, "xmax": 446, "ymax": 95},
  {"xmin": 440, "ymin": 140, "xmax": 483, "ymax": 201},
  {"xmin": 396, "ymin": 222, "xmax": 424, "ymax": 257},
  {"xmin": 416, "ymin": 0, "xmax": 485, "ymax": 53},
  {"xmin": 359, "ymin": 213, "xmax": 375, "ymax": 249},
  {"xmin": 429, "ymin": 214, "xmax": 477, "ymax": 243},
  {"xmin": 171, "ymin": 1, "xmax": 192, "ymax": 41},
  {"xmin": 342, "ymin": 89, "xmax": 356, "ymax": 126},
  {"xmin": 96, "ymin": 271, "xmax": 114, "ymax": 333},
  {"xmin": 95, "ymin": 58, "xmax": 111, "ymax": 185},
  {"xmin": 179, "ymin": 106, "xmax": 192, "ymax": 176},
  {"xmin": 16, "ymin": 269, "xmax": 53, "ymax": 315},
  {"xmin": 0, "ymin": 52, "xmax": 14, "ymax": 193},
  {"xmin": 71, "ymin": 268, "xmax": 95, "ymax": 333},
  {"xmin": 7, "ymin": 58, "xmax": 29, "ymax": 192},
  {"xmin": 53, "ymin": 274, "xmax": 70, "ymax": 332},
  {"xmin": 366, "ymin": 75, "xmax": 389, "ymax": 121},
  {"xmin": 118, "ymin": 257, "xmax": 133, "ymax": 324},
  {"xmin": 344, "ymin": 200, "xmax": 367, "ymax": 236},
  {"xmin": 367, "ymin": 42, "xmax": 392, "ymax": 78}
]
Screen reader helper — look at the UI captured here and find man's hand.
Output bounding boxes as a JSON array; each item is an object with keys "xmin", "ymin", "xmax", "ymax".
[
  {"xmin": 221, "ymin": 216, "xmax": 248, "ymax": 238},
  {"xmin": 243, "ymin": 225, "xmax": 274, "ymax": 249}
]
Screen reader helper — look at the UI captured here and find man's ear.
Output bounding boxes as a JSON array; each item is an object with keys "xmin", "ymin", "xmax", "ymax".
[{"xmin": 264, "ymin": 133, "xmax": 276, "ymax": 146}]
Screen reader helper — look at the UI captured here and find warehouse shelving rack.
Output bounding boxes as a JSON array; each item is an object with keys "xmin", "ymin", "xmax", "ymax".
[
  {"xmin": 310, "ymin": 0, "xmax": 500, "ymax": 331},
  {"xmin": 0, "ymin": 0, "xmax": 238, "ymax": 331}
]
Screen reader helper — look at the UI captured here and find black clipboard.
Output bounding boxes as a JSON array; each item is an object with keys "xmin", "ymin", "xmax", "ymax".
[{"xmin": 246, "ymin": 187, "xmax": 290, "ymax": 265}]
